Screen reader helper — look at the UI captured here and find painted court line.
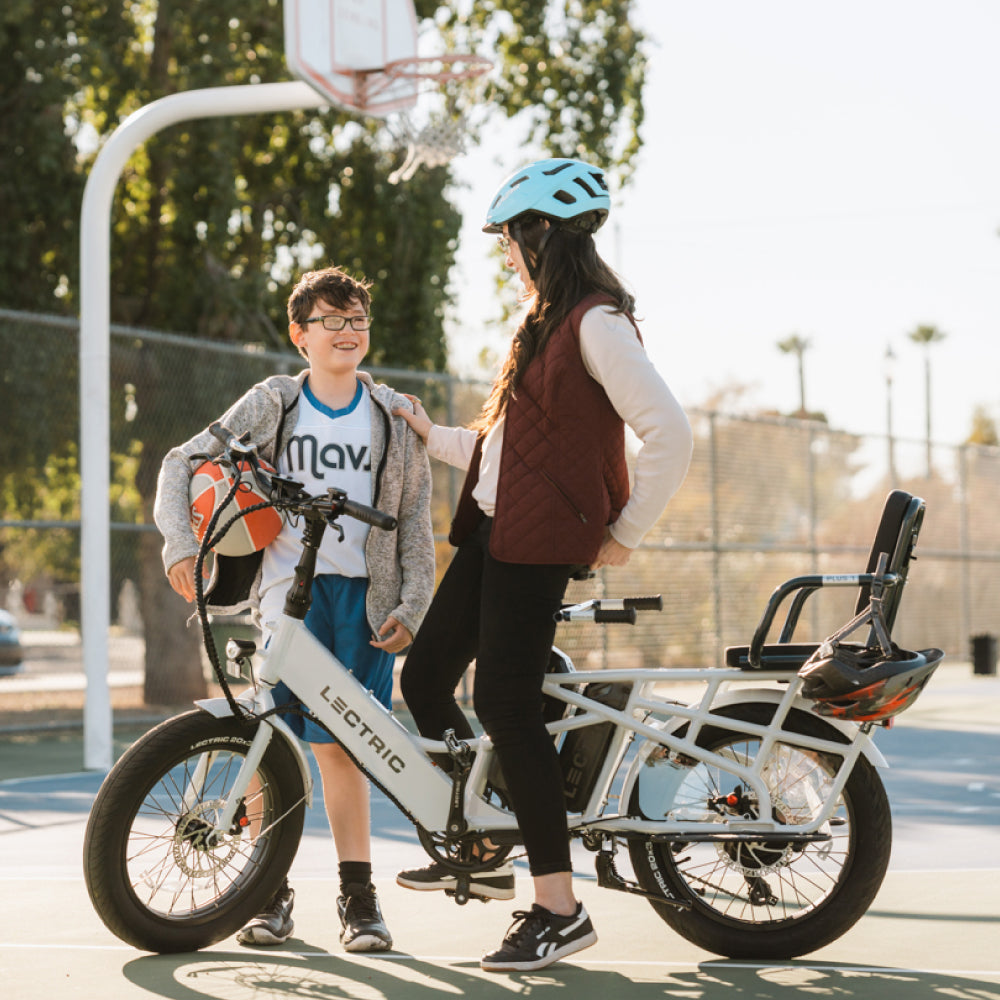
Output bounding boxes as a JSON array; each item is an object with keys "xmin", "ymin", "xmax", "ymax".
[{"xmin": 0, "ymin": 943, "xmax": 997, "ymax": 979}]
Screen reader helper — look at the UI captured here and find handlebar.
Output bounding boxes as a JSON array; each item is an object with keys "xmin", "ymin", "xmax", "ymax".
[
  {"xmin": 555, "ymin": 596, "xmax": 662, "ymax": 624},
  {"xmin": 206, "ymin": 422, "xmax": 397, "ymax": 532},
  {"xmin": 341, "ymin": 496, "xmax": 397, "ymax": 532},
  {"xmin": 594, "ymin": 609, "xmax": 638, "ymax": 624},
  {"xmin": 209, "ymin": 421, "xmax": 252, "ymax": 456}
]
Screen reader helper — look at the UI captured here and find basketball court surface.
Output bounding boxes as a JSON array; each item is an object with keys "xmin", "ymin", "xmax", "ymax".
[{"xmin": 1, "ymin": 659, "xmax": 998, "ymax": 999}]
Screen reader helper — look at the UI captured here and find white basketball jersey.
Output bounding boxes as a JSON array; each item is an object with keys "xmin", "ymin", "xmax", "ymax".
[{"xmin": 259, "ymin": 379, "xmax": 372, "ymax": 623}]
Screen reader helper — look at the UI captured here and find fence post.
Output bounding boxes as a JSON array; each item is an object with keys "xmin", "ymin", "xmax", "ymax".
[{"xmin": 708, "ymin": 412, "xmax": 722, "ymax": 665}]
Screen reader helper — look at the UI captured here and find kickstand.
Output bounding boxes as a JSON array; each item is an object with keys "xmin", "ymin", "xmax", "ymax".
[{"xmin": 595, "ymin": 845, "xmax": 690, "ymax": 911}]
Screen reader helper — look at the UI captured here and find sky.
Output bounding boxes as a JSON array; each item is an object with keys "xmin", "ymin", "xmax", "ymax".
[{"xmin": 444, "ymin": 0, "xmax": 1000, "ymax": 447}]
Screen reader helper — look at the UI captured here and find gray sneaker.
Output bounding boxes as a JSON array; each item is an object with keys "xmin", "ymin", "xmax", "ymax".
[
  {"xmin": 337, "ymin": 882, "xmax": 393, "ymax": 952},
  {"xmin": 236, "ymin": 882, "xmax": 295, "ymax": 946},
  {"xmin": 396, "ymin": 860, "xmax": 516, "ymax": 900}
]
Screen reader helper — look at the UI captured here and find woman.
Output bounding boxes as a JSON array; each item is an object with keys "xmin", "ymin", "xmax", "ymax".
[{"xmin": 394, "ymin": 158, "xmax": 693, "ymax": 972}]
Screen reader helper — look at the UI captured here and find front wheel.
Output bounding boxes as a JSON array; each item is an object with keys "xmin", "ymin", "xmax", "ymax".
[
  {"xmin": 83, "ymin": 710, "xmax": 307, "ymax": 953},
  {"xmin": 627, "ymin": 702, "xmax": 891, "ymax": 959}
]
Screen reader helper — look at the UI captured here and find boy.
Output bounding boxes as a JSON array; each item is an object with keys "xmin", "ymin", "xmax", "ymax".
[{"xmin": 153, "ymin": 266, "xmax": 435, "ymax": 952}]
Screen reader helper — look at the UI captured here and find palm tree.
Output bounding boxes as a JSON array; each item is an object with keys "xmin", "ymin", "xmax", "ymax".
[
  {"xmin": 908, "ymin": 324, "xmax": 947, "ymax": 477},
  {"xmin": 776, "ymin": 334, "xmax": 811, "ymax": 418}
]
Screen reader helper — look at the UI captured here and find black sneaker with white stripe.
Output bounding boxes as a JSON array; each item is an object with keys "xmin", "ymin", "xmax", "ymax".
[
  {"xmin": 396, "ymin": 860, "xmax": 515, "ymax": 900},
  {"xmin": 480, "ymin": 902, "xmax": 597, "ymax": 972}
]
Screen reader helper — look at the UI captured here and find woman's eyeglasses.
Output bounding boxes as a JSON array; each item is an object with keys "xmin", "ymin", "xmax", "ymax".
[
  {"xmin": 496, "ymin": 235, "xmax": 510, "ymax": 254},
  {"xmin": 301, "ymin": 314, "xmax": 373, "ymax": 331}
]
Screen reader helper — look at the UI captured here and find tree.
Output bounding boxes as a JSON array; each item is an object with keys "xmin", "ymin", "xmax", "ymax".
[
  {"xmin": 776, "ymin": 334, "xmax": 811, "ymax": 419},
  {"xmin": 0, "ymin": 0, "xmax": 650, "ymax": 702},
  {"xmin": 907, "ymin": 323, "xmax": 947, "ymax": 478},
  {"xmin": 966, "ymin": 405, "xmax": 999, "ymax": 447}
]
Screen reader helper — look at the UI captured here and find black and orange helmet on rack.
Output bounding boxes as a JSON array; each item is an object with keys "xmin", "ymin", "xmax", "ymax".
[{"xmin": 798, "ymin": 642, "xmax": 944, "ymax": 723}]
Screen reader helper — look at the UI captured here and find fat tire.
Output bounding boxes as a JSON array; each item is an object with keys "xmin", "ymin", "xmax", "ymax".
[
  {"xmin": 627, "ymin": 702, "xmax": 892, "ymax": 959},
  {"xmin": 83, "ymin": 710, "xmax": 306, "ymax": 953}
]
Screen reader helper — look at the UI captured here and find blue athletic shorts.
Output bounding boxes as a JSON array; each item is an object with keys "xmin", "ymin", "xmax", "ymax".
[{"xmin": 267, "ymin": 574, "xmax": 394, "ymax": 744}]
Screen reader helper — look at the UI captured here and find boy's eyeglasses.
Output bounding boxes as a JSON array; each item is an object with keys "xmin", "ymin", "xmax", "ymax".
[
  {"xmin": 496, "ymin": 235, "xmax": 510, "ymax": 254},
  {"xmin": 301, "ymin": 314, "xmax": 373, "ymax": 331}
]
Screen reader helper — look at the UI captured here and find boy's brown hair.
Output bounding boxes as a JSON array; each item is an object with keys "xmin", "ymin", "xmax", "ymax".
[{"xmin": 287, "ymin": 266, "xmax": 373, "ymax": 324}]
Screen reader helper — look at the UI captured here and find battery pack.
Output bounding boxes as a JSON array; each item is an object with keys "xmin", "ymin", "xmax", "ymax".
[{"xmin": 559, "ymin": 681, "xmax": 630, "ymax": 812}]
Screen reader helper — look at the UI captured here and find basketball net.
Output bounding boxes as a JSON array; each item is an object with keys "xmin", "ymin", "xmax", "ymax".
[
  {"xmin": 389, "ymin": 111, "xmax": 470, "ymax": 183},
  {"xmin": 380, "ymin": 54, "xmax": 493, "ymax": 185}
]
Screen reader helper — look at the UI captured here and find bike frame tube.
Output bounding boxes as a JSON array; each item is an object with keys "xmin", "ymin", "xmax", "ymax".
[
  {"xmin": 199, "ymin": 611, "xmax": 886, "ymax": 843},
  {"xmin": 260, "ymin": 615, "xmax": 473, "ymax": 831},
  {"xmin": 540, "ymin": 671, "xmax": 877, "ymax": 835}
]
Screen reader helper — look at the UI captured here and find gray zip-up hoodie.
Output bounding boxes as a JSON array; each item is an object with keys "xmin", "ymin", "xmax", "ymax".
[{"xmin": 153, "ymin": 370, "xmax": 434, "ymax": 639}]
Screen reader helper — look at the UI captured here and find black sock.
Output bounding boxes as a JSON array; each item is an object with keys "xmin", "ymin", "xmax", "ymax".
[{"xmin": 339, "ymin": 861, "xmax": 373, "ymax": 895}]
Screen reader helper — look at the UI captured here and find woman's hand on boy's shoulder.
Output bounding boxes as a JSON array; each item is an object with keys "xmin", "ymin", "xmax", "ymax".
[{"xmin": 393, "ymin": 393, "xmax": 432, "ymax": 443}]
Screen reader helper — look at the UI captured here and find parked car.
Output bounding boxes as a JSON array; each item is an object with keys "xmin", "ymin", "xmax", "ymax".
[{"xmin": 0, "ymin": 609, "xmax": 25, "ymax": 675}]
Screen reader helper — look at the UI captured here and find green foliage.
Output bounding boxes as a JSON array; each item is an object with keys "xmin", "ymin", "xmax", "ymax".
[
  {"xmin": 0, "ymin": 1, "xmax": 84, "ymax": 311},
  {"xmin": 0, "ymin": 0, "xmax": 647, "ymax": 359},
  {"xmin": 0, "ymin": 1, "xmax": 648, "ymax": 694},
  {"xmin": 426, "ymin": 0, "xmax": 647, "ymax": 181},
  {"xmin": 908, "ymin": 323, "xmax": 948, "ymax": 349}
]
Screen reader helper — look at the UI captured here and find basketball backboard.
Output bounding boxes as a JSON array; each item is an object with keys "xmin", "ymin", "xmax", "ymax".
[{"xmin": 284, "ymin": 0, "xmax": 419, "ymax": 117}]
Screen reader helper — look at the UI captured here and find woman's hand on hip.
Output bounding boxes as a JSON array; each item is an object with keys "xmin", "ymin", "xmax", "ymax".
[{"xmin": 591, "ymin": 531, "xmax": 633, "ymax": 570}]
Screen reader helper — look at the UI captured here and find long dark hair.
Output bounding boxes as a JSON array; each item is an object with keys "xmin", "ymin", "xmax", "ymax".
[{"xmin": 472, "ymin": 214, "xmax": 635, "ymax": 432}]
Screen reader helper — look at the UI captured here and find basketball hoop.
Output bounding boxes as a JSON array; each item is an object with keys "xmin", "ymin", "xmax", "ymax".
[
  {"xmin": 381, "ymin": 54, "xmax": 493, "ymax": 185},
  {"xmin": 283, "ymin": 0, "xmax": 491, "ymax": 180},
  {"xmin": 358, "ymin": 53, "xmax": 493, "ymax": 108}
]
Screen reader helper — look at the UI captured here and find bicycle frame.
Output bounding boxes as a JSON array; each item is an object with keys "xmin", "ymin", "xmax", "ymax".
[
  {"xmin": 195, "ymin": 609, "xmax": 886, "ymax": 847},
  {"xmin": 185, "ymin": 424, "xmax": 896, "ymax": 857}
]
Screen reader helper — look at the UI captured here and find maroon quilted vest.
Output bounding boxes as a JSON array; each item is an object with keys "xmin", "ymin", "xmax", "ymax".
[{"xmin": 449, "ymin": 294, "xmax": 633, "ymax": 564}]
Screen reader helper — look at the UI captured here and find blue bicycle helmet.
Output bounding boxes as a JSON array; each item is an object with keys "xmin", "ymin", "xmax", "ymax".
[{"xmin": 482, "ymin": 158, "xmax": 611, "ymax": 235}]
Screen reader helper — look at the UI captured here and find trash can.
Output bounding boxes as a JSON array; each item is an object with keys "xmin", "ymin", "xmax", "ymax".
[{"xmin": 970, "ymin": 634, "xmax": 997, "ymax": 676}]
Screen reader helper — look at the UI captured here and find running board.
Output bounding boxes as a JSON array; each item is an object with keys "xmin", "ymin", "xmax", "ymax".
[{"xmin": 635, "ymin": 830, "xmax": 833, "ymax": 845}]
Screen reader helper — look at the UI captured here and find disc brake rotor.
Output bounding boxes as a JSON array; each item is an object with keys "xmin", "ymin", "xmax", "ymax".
[{"xmin": 173, "ymin": 800, "xmax": 239, "ymax": 875}]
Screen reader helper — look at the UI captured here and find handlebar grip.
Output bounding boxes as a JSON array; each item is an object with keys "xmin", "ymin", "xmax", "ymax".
[
  {"xmin": 593, "ymin": 609, "xmax": 637, "ymax": 624},
  {"xmin": 209, "ymin": 421, "xmax": 234, "ymax": 446},
  {"xmin": 623, "ymin": 595, "xmax": 663, "ymax": 611},
  {"xmin": 341, "ymin": 498, "xmax": 397, "ymax": 531},
  {"xmin": 209, "ymin": 421, "xmax": 252, "ymax": 454}
]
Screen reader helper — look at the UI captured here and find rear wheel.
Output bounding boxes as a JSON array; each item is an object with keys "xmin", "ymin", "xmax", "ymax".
[
  {"xmin": 84, "ymin": 710, "xmax": 306, "ymax": 953},
  {"xmin": 627, "ymin": 702, "xmax": 891, "ymax": 959}
]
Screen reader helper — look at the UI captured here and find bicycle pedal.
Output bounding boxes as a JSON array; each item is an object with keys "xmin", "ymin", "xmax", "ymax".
[{"xmin": 444, "ymin": 886, "xmax": 490, "ymax": 905}]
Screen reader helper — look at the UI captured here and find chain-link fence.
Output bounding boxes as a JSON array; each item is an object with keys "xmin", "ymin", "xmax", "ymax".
[{"xmin": 3, "ymin": 308, "xmax": 1000, "ymax": 684}]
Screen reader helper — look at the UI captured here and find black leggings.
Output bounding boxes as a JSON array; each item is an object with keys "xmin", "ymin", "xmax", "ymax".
[{"xmin": 400, "ymin": 518, "xmax": 574, "ymax": 876}]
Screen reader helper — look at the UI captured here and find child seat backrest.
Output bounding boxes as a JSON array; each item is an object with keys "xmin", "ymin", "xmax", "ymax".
[{"xmin": 854, "ymin": 489, "xmax": 925, "ymax": 633}]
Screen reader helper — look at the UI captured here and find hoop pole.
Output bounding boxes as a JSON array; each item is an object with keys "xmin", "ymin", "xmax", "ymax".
[{"xmin": 80, "ymin": 81, "xmax": 326, "ymax": 771}]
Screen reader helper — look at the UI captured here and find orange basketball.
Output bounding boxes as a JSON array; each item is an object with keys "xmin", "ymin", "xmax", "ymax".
[{"xmin": 189, "ymin": 458, "xmax": 284, "ymax": 557}]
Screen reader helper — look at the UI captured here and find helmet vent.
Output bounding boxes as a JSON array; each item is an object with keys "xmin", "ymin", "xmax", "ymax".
[
  {"xmin": 553, "ymin": 189, "xmax": 577, "ymax": 205},
  {"xmin": 542, "ymin": 162, "xmax": 575, "ymax": 176},
  {"xmin": 573, "ymin": 178, "xmax": 598, "ymax": 198}
]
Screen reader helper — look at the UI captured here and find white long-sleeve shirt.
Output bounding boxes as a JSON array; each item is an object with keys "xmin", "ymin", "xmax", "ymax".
[{"xmin": 427, "ymin": 305, "xmax": 693, "ymax": 549}]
